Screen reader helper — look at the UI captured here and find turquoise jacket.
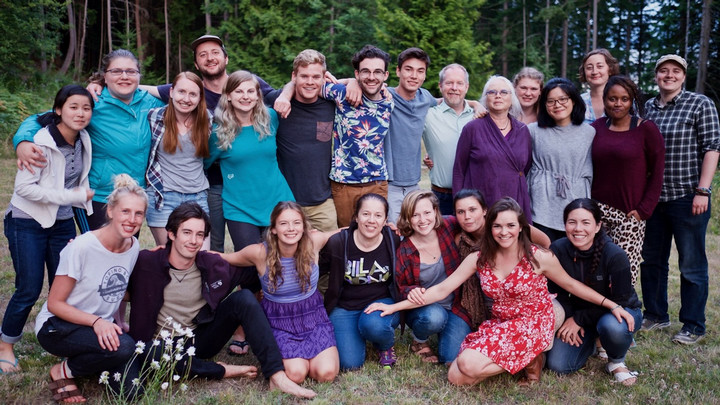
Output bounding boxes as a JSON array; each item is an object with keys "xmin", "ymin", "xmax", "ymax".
[{"xmin": 14, "ymin": 88, "xmax": 164, "ymax": 203}]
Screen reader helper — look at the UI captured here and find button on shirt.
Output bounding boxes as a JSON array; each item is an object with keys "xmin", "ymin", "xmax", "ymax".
[{"xmin": 644, "ymin": 90, "xmax": 720, "ymax": 202}]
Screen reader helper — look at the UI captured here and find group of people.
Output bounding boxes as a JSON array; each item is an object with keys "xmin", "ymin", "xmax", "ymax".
[{"xmin": 0, "ymin": 31, "xmax": 717, "ymax": 403}]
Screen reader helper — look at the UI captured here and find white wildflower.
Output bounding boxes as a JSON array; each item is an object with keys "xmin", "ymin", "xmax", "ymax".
[
  {"xmin": 173, "ymin": 375, "xmax": 180, "ymax": 381},
  {"xmin": 172, "ymin": 322, "xmax": 183, "ymax": 333},
  {"xmin": 160, "ymin": 330, "xmax": 170, "ymax": 340},
  {"xmin": 162, "ymin": 353, "xmax": 171, "ymax": 362},
  {"xmin": 113, "ymin": 372, "xmax": 121, "ymax": 382},
  {"xmin": 152, "ymin": 339, "xmax": 161, "ymax": 347},
  {"xmin": 180, "ymin": 383, "xmax": 188, "ymax": 392},
  {"xmin": 184, "ymin": 328, "xmax": 194, "ymax": 338},
  {"xmin": 132, "ymin": 378, "xmax": 140, "ymax": 386},
  {"xmin": 150, "ymin": 360, "xmax": 160, "ymax": 370},
  {"xmin": 165, "ymin": 316, "xmax": 173, "ymax": 323},
  {"xmin": 175, "ymin": 339, "xmax": 184, "ymax": 350},
  {"xmin": 98, "ymin": 372, "xmax": 109, "ymax": 385},
  {"xmin": 135, "ymin": 341, "xmax": 146, "ymax": 354},
  {"xmin": 161, "ymin": 382, "xmax": 169, "ymax": 390},
  {"xmin": 186, "ymin": 346, "xmax": 196, "ymax": 357},
  {"xmin": 164, "ymin": 338, "xmax": 173, "ymax": 347},
  {"xmin": 175, "ymin": 353, "xmax": 183, "ymax": 361}
]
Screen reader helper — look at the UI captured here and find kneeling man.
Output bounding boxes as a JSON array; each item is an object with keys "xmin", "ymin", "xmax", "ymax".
[{"xmin": 127, "ymin": 202, "xmax": 315, "ymax": 398}]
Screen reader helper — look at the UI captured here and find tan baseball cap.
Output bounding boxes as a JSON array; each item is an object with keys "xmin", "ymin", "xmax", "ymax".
[{"xmin": 655, "ymin": 54, "xmax": 687, "ymax": 72}]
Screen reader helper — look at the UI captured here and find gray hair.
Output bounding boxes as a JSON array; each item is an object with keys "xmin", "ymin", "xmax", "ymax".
[
  {"xmin": 479, "ymin": 75, "xmax": 522, "ymax": 118},
  {"xmin": 438, "ymin": 63, "xmax": 469, "ymax": 85}
]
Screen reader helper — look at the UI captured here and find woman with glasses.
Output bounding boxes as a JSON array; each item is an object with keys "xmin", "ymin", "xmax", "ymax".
[
  {"xmin": 452, "ymin": 75, "xmax": 533, "ymax": 221},
  {"xmin": 527, "ymin": 78, "xmax": 594, "ymax": 241},
  {"xmin": 13, "ymin": 49, "xmax": 164, "ymax": 230}
]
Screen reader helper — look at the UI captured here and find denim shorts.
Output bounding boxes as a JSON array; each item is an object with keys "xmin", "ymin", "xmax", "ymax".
[{"xmin": 146, "ymin": 189, "xmax": 209, "ymax": 227}]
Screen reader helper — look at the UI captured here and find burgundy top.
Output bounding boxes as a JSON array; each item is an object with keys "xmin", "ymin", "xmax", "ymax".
[
  {"xmin": 453, "ymin": 115, "xmax": 533, "ymax": 221},
  {"xmin": 590, "ymin": 118, "xmax": 665, "ymax": 219}
]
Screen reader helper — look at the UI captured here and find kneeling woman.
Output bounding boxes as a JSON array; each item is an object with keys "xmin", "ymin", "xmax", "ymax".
[
  {"xmin": 320, "ymin": 193, "xmax": 401, "ymax": 369},
  {"xmin": 367, "ymin": 197, "xmax": 635, "ymax": 385},
  {"xmin": 546, "ymin": 198, "xmax": 642, "ymax": 385},
  {"xmin": 35, "ymin": 175, "xmax": 147, "ymax": 402},
  {"xmin": 221, "ymin": 202, "xmax": 339, "ymax": 384}
]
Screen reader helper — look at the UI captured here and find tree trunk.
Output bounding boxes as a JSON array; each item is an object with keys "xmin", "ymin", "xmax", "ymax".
[
  {"xmin": 585, "ymin": 1, "xmax": 591, "ymax": 53},
  {"xmin": 545, "ymin": 0, "xmax": 550, "ymax": 72},
  {"xmin": 501, "ymin": 0, "xmax": 508, "ymax": 76},
  {"xmin": 107, "ymin": 0, "xmax": 113, "ymax": 52},
  {"xmin": 125, "ymin": 0, "xmax": 130, "ymax": 48},
  {"xmin": 135, "ymin": 0, "xmax": 143, "ymax": 61},
  {"xmin": 561, "ymin": 15, "xmax": 568, "ymax": 78},
  {"xmin": 165, "ymin": 0, "xmax": 170, "ymax": 82},
  {"xmin": 39, "ymin": 5, "xmax": 47, "ymax": 72},
  {"xmin": 60, "ymin": 0, "xmax": 76, "ymax": 75},
  {"xmin": 76, "ymin": 0, "xmax": 88, "ymax": 80},
  {"xmin": 206, "ymin": 0, "xmax": 211, "ymax": 30},
  {"xmin": 696, "ymin": 0, "xmax": 712, "ymax": 92},
  {"xmin": 522, "ymin": 0, "xmax": 527, "ymax": 67},
  {"xmin": 592, "ymin": 0, "xmax": 597, "ymax": 49}
]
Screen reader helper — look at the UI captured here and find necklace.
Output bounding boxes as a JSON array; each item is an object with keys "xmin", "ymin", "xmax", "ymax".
[
  {"xmin": 495, "ymin": 118, "xmax": 510, "ymax": 131},
  {"xmin": 415, "ymin": 241, "xmax": 439, "ymax": 261}
]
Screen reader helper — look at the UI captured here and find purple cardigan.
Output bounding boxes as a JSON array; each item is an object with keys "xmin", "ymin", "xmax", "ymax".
[
  {"xmin": 452, "ymin": 115, "xmax": 533, "ymax": 221},
  {"xmin": 127, "ymin": 248, "xmax": 258, "ymax": 343}
]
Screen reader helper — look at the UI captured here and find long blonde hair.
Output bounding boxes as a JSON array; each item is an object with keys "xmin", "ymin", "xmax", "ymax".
[
  {"xmin": 163, "ymin": 71, "xmax": 210, "ymax": 157},
  {"xmin": 213, "ymin": 70, "xmax": 271, "ymax": 150},
  {"xmin": 264, "ymin": 202, "xmax": 314, "ymax": 294}
]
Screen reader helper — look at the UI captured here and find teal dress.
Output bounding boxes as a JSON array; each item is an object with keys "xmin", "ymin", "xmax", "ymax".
[{"xmin": 205, "ymin": 108, "xmax": 294, "ymax": 226}]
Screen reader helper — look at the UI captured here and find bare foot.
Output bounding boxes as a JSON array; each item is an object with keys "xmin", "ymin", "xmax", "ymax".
[
  {"xmin": 0, "ymin": 342, "xmax": 20, "ymax": 373},
  {"xmin": 49, "ymin": 363, "xmax": 86, "ymax": 403},
  {"xmin": 218, "ymin": 362, "xmax": 258, "ymax": 379},
  {"xmin": 269, "ymin": 371, "xmax": 317, "ymax": 399}
]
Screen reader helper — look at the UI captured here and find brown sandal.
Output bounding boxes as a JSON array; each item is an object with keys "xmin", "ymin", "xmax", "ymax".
[
  {"xmin": 410, "ymin": 340, "xmax": 439, "ymax": 363},
  {"xmin": 49, "ymin": 377, "xmax": 86, "ymax": 403},
  {"xmin": 518, "ymin": 353, "xmax": 544, "ymax": 386}
]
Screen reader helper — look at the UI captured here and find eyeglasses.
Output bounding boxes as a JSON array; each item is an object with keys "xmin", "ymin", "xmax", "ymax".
[
  {"xmin": 358, "ymin": 69, "xmax": 386, "ymax": 78},
  {"xmin": 485, "ymin": 89, "xmax": 511, "ymax": 97},
  {"xmin": 546, "ymin": 96, "xmax": 570, "ymax": 107},
  {"xmin": 105, "ymin": 69, "xmax": 141, "ymax": 77}
]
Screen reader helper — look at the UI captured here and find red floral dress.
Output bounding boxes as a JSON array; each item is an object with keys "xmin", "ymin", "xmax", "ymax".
[{"xmin": 459, "ymin": 246, "xmax": 554, "ymax": 374}]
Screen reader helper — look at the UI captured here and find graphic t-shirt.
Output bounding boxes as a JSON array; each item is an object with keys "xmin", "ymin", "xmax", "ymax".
[
  {"xmin": 35, "ymin": 232, "xmax": 139, "ymax": 334},
  {"xmin": 338, "ymin": 233, "xmax": 393, "ymax": 311}
]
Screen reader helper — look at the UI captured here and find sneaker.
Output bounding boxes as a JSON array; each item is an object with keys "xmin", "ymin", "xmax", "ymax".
[
  {"xmin": 378, "ymin": 346, "xmax": 397, "ymax": 369},
  {"xmin": 672, "ymin": 330, "xmax": 704, "ymax": 345},
  {"xmin": 639, "ymin": 319, "xmax": 671, "ymax": 332}
]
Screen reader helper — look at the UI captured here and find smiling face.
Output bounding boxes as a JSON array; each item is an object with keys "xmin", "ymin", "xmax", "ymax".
[
  {"xmin": 105, "ymin": 57, "xmax": 140, "ymax": 101},
  {"xmin": 55, "ymin": 94, "xmax": 93, "ymax": 135},
  {"xmin": 491, "ymin": 210, "xmax": 521, "ymax": 249},
  {"xmin": 396, "ymin": 57, "xmax": 427, "ymax": 97},
  {"xmin": 439, "ymin": 67, "xmax": 469, "ymax": 110},
  {"xmin": 355, "ymin": 57, "xmax": 389, "ymax": 100},
  {"xmin": 229, "ymin": 80, "xmax": 259, "ymax": 118},
  {"xmin": 515, "ymin": 78, "xmax": 542, "ymax": 109},
  {"xmin": 170, "ymin": 77, "xmax": 202, "ymax": 116},
  {"xmin": 604, "ymin": 84, "xmax": 632, "ymax": 121},
  {"xmin": 355, "ymin": 198, "xmax": 387, "ymax": 241},
  {"xmin": 485, "ymin": 78, "xmax": 513, "ymax": 114},
  {"xmin": 271, "ymin": 208, "xmax": 305, "ymax": 246},
  {"xmin": 168, "ymin": 217, "xmax": 206, "ymax": 262},
  {"xmin": 546, "ymin": 87, "xmax": 574, "ymax": 126},
  {"xmin": 583, "ymin": 54, "xmax": 610, "ymax": 89},
  {"xmin": 455, "ymin": 197, "xmax": 487, "ymax": 237},
  {"xmin": 655, "ymin": 62, "xmax": 686, "ymax": 98},
  {"xmin": 292, "ymin": 63, "xmax": 324, "ymax": 103},
  {"xmin": 194, "ymin": 41, "xmax": 228, "ymax": 80},
  {"xmin": 564, "ymin": 208, "xmax": 601, "ymax": 251},
  {"xmin": 410, "ymin": 198, "xmax": 437, "ymax": 237},
  {"xmin": 106, "ymin": 194, "xmax": 146, "ymax": 239}
]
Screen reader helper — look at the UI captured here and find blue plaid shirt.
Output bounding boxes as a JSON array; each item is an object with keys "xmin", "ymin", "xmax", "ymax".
[{"xmin": 645, "ymin": 90, "xmax": 720, "ymax": 202}]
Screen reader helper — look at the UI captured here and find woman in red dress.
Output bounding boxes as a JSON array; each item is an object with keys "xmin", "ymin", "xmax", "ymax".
[{"xmin": 366, "ymin": 197, "xmax": 635, "ymax": 385}]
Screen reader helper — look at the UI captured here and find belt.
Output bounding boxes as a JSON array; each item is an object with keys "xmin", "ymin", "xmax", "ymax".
[{"xmin": 431, "ymin": 184, "xmax": 452, "ymax": 194}]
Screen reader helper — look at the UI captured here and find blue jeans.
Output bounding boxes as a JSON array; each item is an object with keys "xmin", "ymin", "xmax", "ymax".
[
  {"xmin": 640, "ymin": 194, "xmax": 710, "ymax": 335},
  {"xmin": 2, "ymin": 214, "xmax": 75, "ymax": 342},
  {"xmin": 207, "ymin": 184, "xmax": 226, "ymax": 252},
  {"xmin": 406, "ymin": 303, "xmax": 471, "ymax": 363},
  {"xmin": 432, "ymin": 189, "xmax": 454, "ymax": 216},
  {"xmin": 145, "ymin": 189, "xmax": 209, "ymax": 227},
  {"xmin": 329, "ymin": 298, "xmax": 400, "ymax": 370},
  {"xmin": 37, "ymin": 316, "xmax": 139, "ymax": 398},
  {"xmin": 546, "ymin": 307, "xmax": 642, "ymax": 374}
]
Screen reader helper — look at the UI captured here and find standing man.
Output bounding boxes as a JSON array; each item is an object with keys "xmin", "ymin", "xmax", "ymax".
[
  {"xmin": 265, "ymin": 50, "xmax": 337, "ymax": 232},
  {"xmin": 385, "ymin": 48, "xmax": 437, "ymax": 222},
  {"xmin": 127, "ymin": 202, "xmax": 316, "ymax": 398},
  {"xmin": 323, "ymin": 45, "xmax": 394, "ymax": 227},
  {"xmin": 640, "ymin": 54, "xmax": 720, "ymax": 344},
  {"xmin": 422, "ymin": 64, "xmax": 474, "ymax": 215}
]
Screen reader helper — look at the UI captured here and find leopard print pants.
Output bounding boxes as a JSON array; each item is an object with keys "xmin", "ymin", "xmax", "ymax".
[{"xmin": 598, "ymin": 203, "xmax": 645, "ymax": 286}]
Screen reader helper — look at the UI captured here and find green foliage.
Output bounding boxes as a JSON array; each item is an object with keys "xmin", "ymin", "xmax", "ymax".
[
  {"xmin": 0, "ymin": 0, "xmax": 66, "ymax": 89},
  {"xmin": 375, "ymin": 0, "xmax": 492, "ymax": 98}
]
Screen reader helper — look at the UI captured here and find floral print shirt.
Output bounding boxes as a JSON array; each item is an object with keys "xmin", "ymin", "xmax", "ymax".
[{"xmin": 322, "ymin": 82, "xmax": 393, "ymax": 184}]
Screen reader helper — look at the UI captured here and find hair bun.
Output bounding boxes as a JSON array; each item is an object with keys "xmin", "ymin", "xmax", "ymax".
[{"xmin": 112, "ymin": 173, "xmax": 138, "ymax": 190}]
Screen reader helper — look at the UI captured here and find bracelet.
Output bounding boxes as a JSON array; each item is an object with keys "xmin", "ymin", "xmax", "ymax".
[
  {"xmin": 695, "ymin": 187, "xmax": 712, "ymax": 196},
  {"xmin": 601, "ymin": 297, "xmax": 607, "ymax": 307},
  {"xmin": 91, "ymin": 316, "xmax": 102, "ymax": 328},
  {"xmin": 610, "ymin": 304, "xmax": 621, "ymax": 312}
]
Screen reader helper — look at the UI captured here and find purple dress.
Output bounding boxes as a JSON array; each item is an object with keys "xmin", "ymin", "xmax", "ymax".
[
  {"xmin": 452, "ymin": 115, "xmax": 533, "ymax": 221},
  {"xmin": 260, "ymin": 258, "xmax": 336, "ymax": 359}
]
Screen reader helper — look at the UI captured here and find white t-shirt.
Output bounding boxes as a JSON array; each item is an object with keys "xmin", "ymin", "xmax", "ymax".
[{"xmin": 35, "ymin": 232, "xmax": 139, "ymax": 335}]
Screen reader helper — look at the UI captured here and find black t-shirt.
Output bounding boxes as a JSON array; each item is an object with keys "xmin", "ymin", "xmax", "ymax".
[
  {"xmin": 264, "ymin": 89, "xmax": 334, "ymax": 206},
  {"xmin": 338, "ymin": 233, "xmax": 393, "ymax": 311}
]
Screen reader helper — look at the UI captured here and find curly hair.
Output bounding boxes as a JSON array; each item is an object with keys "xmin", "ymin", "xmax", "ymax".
[
  {"xmin": 263, "ymin": 201, "xmax": 314, "ymax": 294},
  {"xmin": 213, "ymin": 70, "xmax": 271, "ymax": 150}
]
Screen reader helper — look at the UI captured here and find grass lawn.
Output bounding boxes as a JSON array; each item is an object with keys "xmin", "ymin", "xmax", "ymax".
[{"xmin": 0, "ymin": 154, "xmax": 719, "ymax": 404}]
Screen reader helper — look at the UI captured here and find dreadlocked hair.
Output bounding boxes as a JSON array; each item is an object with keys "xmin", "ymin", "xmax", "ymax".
[{"xmin": 263, "ymin": 201, "xmax": 314, "ymax": 294}]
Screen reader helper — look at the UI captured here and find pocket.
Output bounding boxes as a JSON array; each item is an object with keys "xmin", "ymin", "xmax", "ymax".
[
  {"xmin": 316, "ymin": 121, "xmax": 333, "ymax": 142},
  {"xmin": 44, "ymin": 316, "xmax": 84, "ymax": 336}
]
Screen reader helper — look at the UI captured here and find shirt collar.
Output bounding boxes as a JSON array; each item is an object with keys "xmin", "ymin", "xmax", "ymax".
[
  {"xmin": 438, "ymin": 100, "xmax": 473, "ymax": 115},
  {"xmin": 48, "ymin": 123, "xmax": 71, "ymax": 147}
]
